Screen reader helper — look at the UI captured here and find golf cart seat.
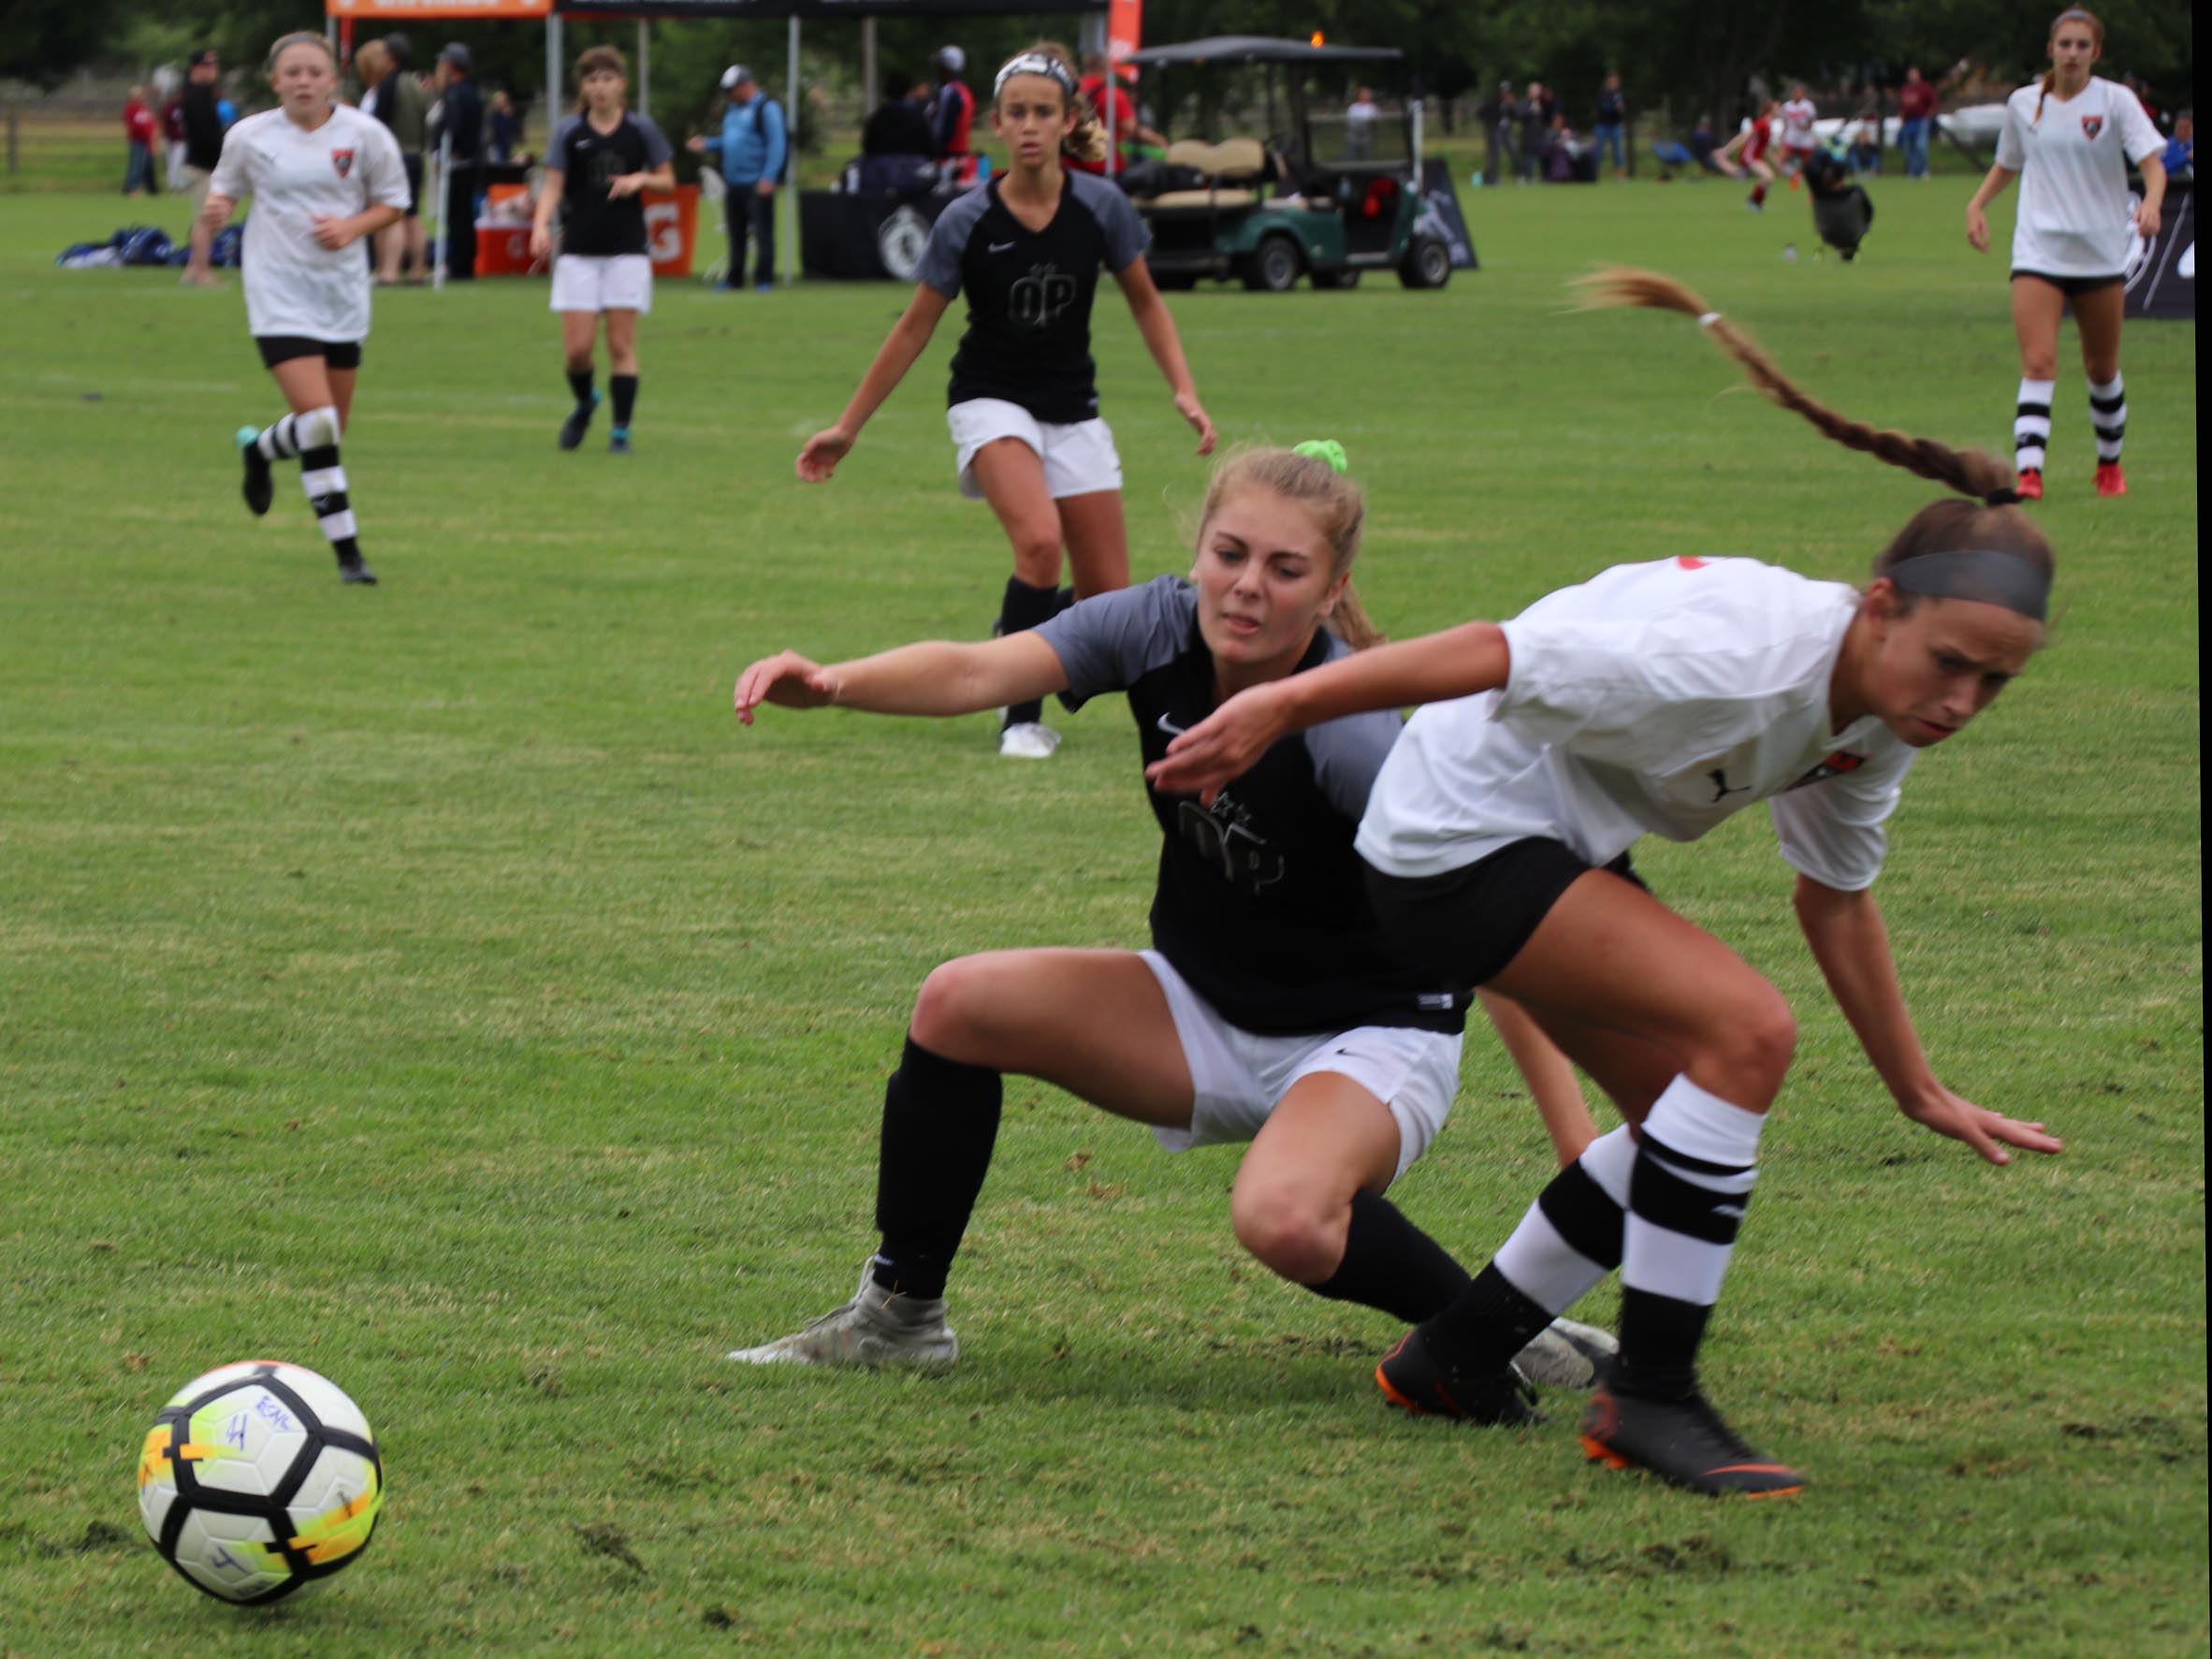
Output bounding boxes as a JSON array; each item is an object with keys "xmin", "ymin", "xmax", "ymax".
[{"xmin": 1142, "ymin": 138, "xmax": 1273, "ymax": 211}]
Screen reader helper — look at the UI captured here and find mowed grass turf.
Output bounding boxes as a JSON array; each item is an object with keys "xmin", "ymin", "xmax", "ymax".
[{"xmin": 0, "ymin": 180, "xmax": 2201, "ymax": 1658}]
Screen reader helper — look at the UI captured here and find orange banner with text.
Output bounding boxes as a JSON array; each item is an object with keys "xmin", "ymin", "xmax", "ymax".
[
  {"xmin": 326, "ymin": 0, "xmax": 551, "ymax": 20},
  {"xmin": 1107, "ymin": 0, "xmax": 1142, "ymax": 74}
]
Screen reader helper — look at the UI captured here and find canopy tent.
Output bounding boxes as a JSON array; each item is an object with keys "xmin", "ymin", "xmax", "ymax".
[{"xmin": 1123, "ymin": 36, "xmax": 1402, "ymax": 67}]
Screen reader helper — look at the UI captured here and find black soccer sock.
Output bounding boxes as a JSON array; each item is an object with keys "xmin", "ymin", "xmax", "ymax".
[
  {"xmin": 870, "ymin": 1036, "xmax": 1003, "ymax": 1301},
  {"xmin": 1306, "ymin": 1190, "xmax": 1472, "ymax": 1324},
  {"xmin": 566, "ymin": 366, "xmax": 594, "ymax": 407},
  {"xmin": 610, "ymin": 374, "xmax": 638, "ymax": 431},
  {"xmin": 997, "ymin": 575, "xmax": 1062, "ymax": 728},
  {"xmin": 298, "ymin": 434, "xmax": 361, "ymax": 566},
  {"xmin": 1420, "ymin": 1263, "xmax": 1553, "ymax": 1375}
]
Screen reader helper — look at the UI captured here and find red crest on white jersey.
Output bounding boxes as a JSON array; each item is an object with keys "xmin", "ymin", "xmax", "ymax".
[
  {"xmin": 331, "ymin": 148, "xmax": 356, "ymax": 178},
  {"xmin": 2079, "ymin": 115, "xmax": 2103, "ymax": 140}
]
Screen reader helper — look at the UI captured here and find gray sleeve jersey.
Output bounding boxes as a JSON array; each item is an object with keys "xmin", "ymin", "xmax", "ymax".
[
  {"xmin": 1068, "ymin": 167, "xmax": 1152, "ymax": 271},
  {"xmin": 1033, "ymin": 575, "xmax": 1194, "ymax": 698},
  {"xmin": 916, "ymin": 187, "xmax": 993, "ymax": 298}
]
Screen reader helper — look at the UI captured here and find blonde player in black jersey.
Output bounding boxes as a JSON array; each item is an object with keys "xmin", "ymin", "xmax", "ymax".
[
  {"xmin": 795, "ymin": 42, "xmax": 1215, "ymax": 761},
  {"xmin": 1152, "ymin": 276, "xmax": 2064, "ymax": 1499},
  {"xmin": 727, "ymin": 444, "xmax": 1610, "ymax": 1398},
  {"xmin": 1965, "ymin": 7, "xmax": 2165, "ymax": 500},
  {"xmin": 207, "ymin": 34, "xmax": 408, "ymax": 584}
]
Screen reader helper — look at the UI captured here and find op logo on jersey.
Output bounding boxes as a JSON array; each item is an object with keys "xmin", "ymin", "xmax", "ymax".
[
  {"xmin": 330, "ymin": 149, "xmax": 356, "ymax": 179},
  {"xmin": 1009, "ymin": 263, "xmax": 1077, "ymax": 327},
  {"xmin": 2080, "ymin": 114, "xmax": 2103, "ymax": 140},
  {"xmin": 1783, "ymin": 749, "xmax": 1868, "ymax": 791},
  {"xmin": 1176, "ymin": 795, "xmax": 1286, "ymax": 896}
]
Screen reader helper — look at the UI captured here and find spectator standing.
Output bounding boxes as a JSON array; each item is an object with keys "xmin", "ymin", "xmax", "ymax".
[
  {"xmin": 371, "ymin": 36, "xmax": 430, "ymax": 283},
  {"xmin": 1898, "ymin": 66, "xmax": 1937, "ymax": 179},
  {"xmin": 123, "ymin": 86, "xmax": 160, "ymax": 196},
  {"xmin": 488, "ymin": 91, "xmax": 521, "ymax": 166},
  {"xmin": 1345, "ymin": 84, "xmax": 1381, "ymax": 163},
  {"xmin": 863, "ymin": 75, "xmax": 936, "ymax": 159},
  {"xmin": 435, "ymin": 43, "xmax": 484, "ymax": 280},
  {"xmin": 2158, "ymin": 110, "xmax": 2191, "ymax": 179},
  {"xmin": 1594, "ymin": 71, "xmax": 1627, "ymax": 180},
  {"xmin": 179, "ymin": 50, "xmax": 227, "ymax": 284},
  {"xmin": 930, "ymin": 46, "xmax": 980, "ymax": 184},
  {"xmin": 1477, "ymin": 80, "xmax": 1520, "ymax": 186},
  {"xmin": 161, "ymin": 89, "xmax": 187, "ymax": 190},
  {"xmin": 1518, "ymin": 82, "xmax": 1551, "ymax": 184},
  {"xmin": 690, "ymin": 65, "xmax": 787, "ymax": 293}
]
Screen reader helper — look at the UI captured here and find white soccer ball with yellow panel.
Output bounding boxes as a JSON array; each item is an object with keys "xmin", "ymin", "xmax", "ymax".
[{"xmin": 137, "ymin": 1361, "xmax": 384, "ymax": 1604}]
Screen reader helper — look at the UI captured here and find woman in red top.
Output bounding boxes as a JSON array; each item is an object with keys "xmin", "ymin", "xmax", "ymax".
[
  {"xmin": 123, "ymin": 86, "xmax": 160, "ymax": 196},
  {"xmin": 1071, "ymin": 53, "xmax": 1165, "ymax": 177},
  {"xmin": 1897, "ymin": 66, "xmax": 1939, "ymax": 179}
]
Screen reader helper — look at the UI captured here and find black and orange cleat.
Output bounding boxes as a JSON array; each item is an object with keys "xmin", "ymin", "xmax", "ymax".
[
  {"xmin": 1375, "ymin": 1327, "xmax": 1545, "ymax": 1426},
  {"xmin": 2094, "ymin": 461, "xmax": 2126, "ymax": 498},
  {"xmin": 1580, "ymin": 1385, "xmax": 1805, "ymax": 1498},
  {"xmin": 2016, "ymin": 468, "xmax": 2045, "ymax": 502}
]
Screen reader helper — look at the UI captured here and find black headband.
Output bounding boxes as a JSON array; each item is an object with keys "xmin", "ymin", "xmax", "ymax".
[{"xmin": 1885, "ymin": 549, "xmax": 2050, "ymax": 621}]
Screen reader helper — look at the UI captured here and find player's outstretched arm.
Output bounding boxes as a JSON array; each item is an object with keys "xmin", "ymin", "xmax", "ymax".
[
  {"xmin": 1146, "ymin": 620, "xmax": 1510, "ymax": 801},
  {"xmin": 1792, "ymin": 874, "xmax": 2062, "ymax": 1165},
  {"xmin": 796, "ymin": 284, "xmax": 953, "ymax": 482},
  {"xmin": 1113, "ymin": 259, "xmax": 1215, "ymax": 455},
  {"xmin": 735, "ymin": 632, "xmax": 1069, "ymax": 725}
]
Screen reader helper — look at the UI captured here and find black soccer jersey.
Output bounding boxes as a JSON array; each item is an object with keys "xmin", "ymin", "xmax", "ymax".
[
  {"xmin": 550, "ymin": 110, "xmax": 672, "ymax": 257},
  {"xmin": 1036, "ymin": 576, "xmax": 1467, "ymax": 1038},
  {"xmin": 917, "ymin": 171, "xmax": 1151, "ymax": 425}
]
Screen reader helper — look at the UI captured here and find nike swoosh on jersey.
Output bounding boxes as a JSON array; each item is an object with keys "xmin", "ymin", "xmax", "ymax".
[
  {"xmin": 988, "ymin": 240, "xmax": 1017, "ymax": 253},
  {"xmin": 1156, "ymin": 714, "xmax": 1186, "ymax": 735}
]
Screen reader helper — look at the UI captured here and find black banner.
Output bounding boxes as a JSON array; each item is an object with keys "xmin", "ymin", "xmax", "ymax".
[
  {"xmin": 2124, "ymin": 181, "xmax": 2193, "ymax": 321},
  {"xmin": 1415, "ymin": 158, "xmax": 1478, "ymax": 271}
]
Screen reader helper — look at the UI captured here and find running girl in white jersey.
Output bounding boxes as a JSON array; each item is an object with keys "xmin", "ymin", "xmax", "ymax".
[
  {"xmin": 1715, "ymin": 100, "xmax": 1781, "ymax": 211},
  {"xmin": 1965, "ymin": 7, "xmax": 2165, "ymax": 500},
  {"xmin": 1149, "ymin": 271, "xmax": 2064, "ymax": 1498},
  {"xmin": 531, "ymin": 46, "xmax": 675, "ymax": 457},
  {"xmin": 727, "ymin": 444, "xmax": 1611, "ymax": 1396},
  {"xmin": 1777, "ymin": 84, "xmax": 1820, "ymax": 182},
  {"xmin": 205, "ymin": 33, "xmax": 408, "ymax": 585},
  {"xmin": 795, "ymin": 41, "xmax": 1215, "ymax": 762}
]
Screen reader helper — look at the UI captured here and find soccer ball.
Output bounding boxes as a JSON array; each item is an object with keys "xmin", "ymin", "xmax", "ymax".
[{"xmin": 137, "ymin": 1361, "xmax": 385, "ymax": 1604}]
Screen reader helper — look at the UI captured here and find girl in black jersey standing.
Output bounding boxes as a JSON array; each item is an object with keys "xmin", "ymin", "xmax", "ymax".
[
  {"xmin": 725, "ymin": 444, "xmax": 1610, "ymax": 1398},
  {"xmin": 795, "ymin": 41, "xmax": 1216, "ymax": 760},
  {"xmin": 531, "ymin": 47, "xmax": 675, "ymax": 456}
]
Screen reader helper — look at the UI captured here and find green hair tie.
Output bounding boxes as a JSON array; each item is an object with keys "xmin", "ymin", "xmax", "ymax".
[{"xmin": 1292, "ymin": 439, "xmax": 1348, "ymax": 475}]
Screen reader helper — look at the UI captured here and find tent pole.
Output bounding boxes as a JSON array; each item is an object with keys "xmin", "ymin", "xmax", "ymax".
[
  {"xmin": 636, "ymin": 19, "xmax": 649, "ymax": 122},
  {"xmin": 784, "ymin": 14, "xmax": 799, "ymax": 286},
  {"xmin": 546, "ymin": 11, "xmax": 563, "ymax": 155},
  {"xmin": 861, "ymin": 17, "xmax": 877, "ymax": 113}
]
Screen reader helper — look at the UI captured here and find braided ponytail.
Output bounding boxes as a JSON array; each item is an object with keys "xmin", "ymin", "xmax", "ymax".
[{"xmin": 1578, "ymin": 266, "xmax": 2054, "ymax": 594}]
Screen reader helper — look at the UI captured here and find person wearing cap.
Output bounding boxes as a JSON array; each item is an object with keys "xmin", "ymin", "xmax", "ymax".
[
  {"xmin": 180, "ymin": 49, "xmax": 227, "ymax": 284},
  {"xmin": 687, "ymin": 65, "xmax": 787, "ymax": 292},
  {"xmin": 929, "ymin": 46, "xmax": 979, "ymax": 184},
  {"xmin": 435, "ymin": 42, "xmax": 484, "ymax": 279}
]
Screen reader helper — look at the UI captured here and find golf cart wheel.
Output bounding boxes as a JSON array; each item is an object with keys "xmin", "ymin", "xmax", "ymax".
[
  {"xmin": 1311, "ymin": 268, "xmax": 1361, "ymax": 290},
  {"xmin": 1241, "ymin": 234, "xmax": 1303, "ymax": 293},
  {"xmin": 1398, "ymin": 234, "xmax": 1451, "ymax": 289}
]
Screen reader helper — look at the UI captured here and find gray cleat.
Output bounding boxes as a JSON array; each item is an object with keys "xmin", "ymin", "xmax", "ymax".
[
  {"xmin": 1513, "ymin": 1317, "xmax": 1618, "ymax": 1390},
  {"xmin": 727, "ymin": 1268, "xmax": 958, "ymax": 1368}
]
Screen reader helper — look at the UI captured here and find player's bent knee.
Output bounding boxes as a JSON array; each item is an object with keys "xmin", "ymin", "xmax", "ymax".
[
  {"xmin": 295, "ymin": 404, "xmax": 342, "ymax": 450},
  {"xmin": 908, "ymin": 956, "xmax": 1028, "ymax": 1062},
  {"xmin": 1706, "ymin": 987, "xmax": 1797, "ymax": 1099},
  {"xmin": 1230, "ymin": 1186, "xmax": 1342, "ymax": 1284}
]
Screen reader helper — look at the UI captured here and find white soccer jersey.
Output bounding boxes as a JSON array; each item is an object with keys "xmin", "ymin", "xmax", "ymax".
[
  {"xmin": 1995, "ymin": 76, "xmax": 2162, "ymax": 276},
  {"xmin": 1780, "ymin": 98, "xmax": 1819, "ymax": 151},
  {"xmin": 210, "ymin": 105, "xmax": 408, "ymax": 342},
  {"xmin": 1356, "ymin": 557, "xmax": 1916, "ymax": 893}
]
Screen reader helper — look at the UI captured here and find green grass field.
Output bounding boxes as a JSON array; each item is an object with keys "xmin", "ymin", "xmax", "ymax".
[{"xmin": 0, "ymin": 178, "xmax": 2202, "ymax": 1658}]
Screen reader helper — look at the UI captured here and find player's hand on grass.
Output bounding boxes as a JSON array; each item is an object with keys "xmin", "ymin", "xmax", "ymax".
[
  {"xmin": 1145, "ymin": 682, "xmax": 1289, "ymax": 805},
  {"xmin": 1964, "ymin": 205, "xmax": 1991, "ymax": 254},
  {"xmin": 1899, "ymin": 1083, "xmax": 2061, "ymax": 1166},
  {"xmin": 1177, "ymin": 390, "xmax": 1217, "ymax": 456},
  {"xmin": 795, "ymin": 427, "xmax": 854, "ymax": 482},
  {"xmin": 735, "ymin": 651, "xmax": 839, "ymax": 723}
]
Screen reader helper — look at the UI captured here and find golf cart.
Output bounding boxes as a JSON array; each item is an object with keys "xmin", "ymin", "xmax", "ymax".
[{"xmin": 1120, "ymin": 36, "xmax": 1456, "ymax": 293}]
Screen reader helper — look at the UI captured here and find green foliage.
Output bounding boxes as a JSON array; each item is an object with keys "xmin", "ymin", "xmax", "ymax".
[
  {"xmin": 0, "ymin": 182, "xmax": 2202, "ymax": 1656},
  {"xmin": 0, "ymin": 0, "xmax": 135, "ymax": 87}
]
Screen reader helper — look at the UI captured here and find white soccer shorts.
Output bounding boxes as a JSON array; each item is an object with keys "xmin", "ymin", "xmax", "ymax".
[
  {"xmin": 550, "ymin": 253, "xmax": 654, "ymax": 313},
  {"xmin": 1138, "ymin": 951, "xmax": 1462, "ymax": 1183},
  {"xmin": 948, "ymin": 397, "xmax": 1123, "ymax": 501}
]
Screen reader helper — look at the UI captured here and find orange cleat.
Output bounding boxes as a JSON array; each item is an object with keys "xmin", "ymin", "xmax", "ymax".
[
  {"xmin": 2095, "ymin": 462, "xmax": 2127, "ymax": 497},
  {"xmin": 2016, "ymin": 468, "xmax": 2045, "ymax": 502}
]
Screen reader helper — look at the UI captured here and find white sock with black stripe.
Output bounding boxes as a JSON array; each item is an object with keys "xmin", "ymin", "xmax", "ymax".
[
  {"xmin": 2088, "ymin": 373, "xmax": 2126, "ymax": 464},
  {"xmin": 292, "ymin": 405, "xmax": 361, "ymax": 567},
  {"xmin": 2014, "ymin": 377, "xmax": 2054, "ymax": 474},
  {"xmin": 255, "ymin": 412, "xmax": 303, "ymax": 462},
  {"xmin": 1491, "ymin": 1125, "xmax": 1636, "ymax": 1309}
]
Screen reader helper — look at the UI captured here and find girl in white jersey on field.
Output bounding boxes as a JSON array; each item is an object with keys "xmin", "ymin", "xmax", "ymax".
[
  {"xmin": 727, "ymin": 445, "xmax": 1609, "ymax": 1399},
  {"xmin": 1150, "ymin": 269, "xmax": 2065, "ymax": 1500},
  {"xmin": 1777, "ymin": 84, "xmax": 1820, "ymax": 184},
  {"xmin": 1965, "ymin": 7, "xmax": 2166, "ymax": 500},
  {"xmin": 795, "ymin": 42, "xmax": 1215, "ymax": 762},
  {"xmin": 204, "ymin": 34, "xmax": 409, "ymax": 585}
]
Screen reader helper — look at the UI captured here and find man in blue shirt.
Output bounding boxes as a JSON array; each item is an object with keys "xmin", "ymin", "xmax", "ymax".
[{"xmin": 688, "ymin": 65, "xmax": 787, "ymax": 292}]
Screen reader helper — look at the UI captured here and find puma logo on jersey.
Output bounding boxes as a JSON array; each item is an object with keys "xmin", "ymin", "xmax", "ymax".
[{"xmin": 1707, "ymin": 768, "xmax": 1753, "ymax": 804}]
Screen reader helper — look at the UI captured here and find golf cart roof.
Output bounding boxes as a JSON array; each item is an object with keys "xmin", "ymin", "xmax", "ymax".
[{"xmin": 1124, "ymin": 36, "xmax": 1404, "ymax": 68}]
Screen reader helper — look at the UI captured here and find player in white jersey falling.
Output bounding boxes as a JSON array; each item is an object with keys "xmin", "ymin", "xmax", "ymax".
[
  {"xmin": 203, "ymin": 34, "xmax": 408, "ymax": 585},
  {"xmin": 1149, "ymin": 269, "xmax": 2065, "ymax": 1498},
  {"xmin": 1965, "ymin": 7, "xmax": 2166, "ymax": 500}
]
